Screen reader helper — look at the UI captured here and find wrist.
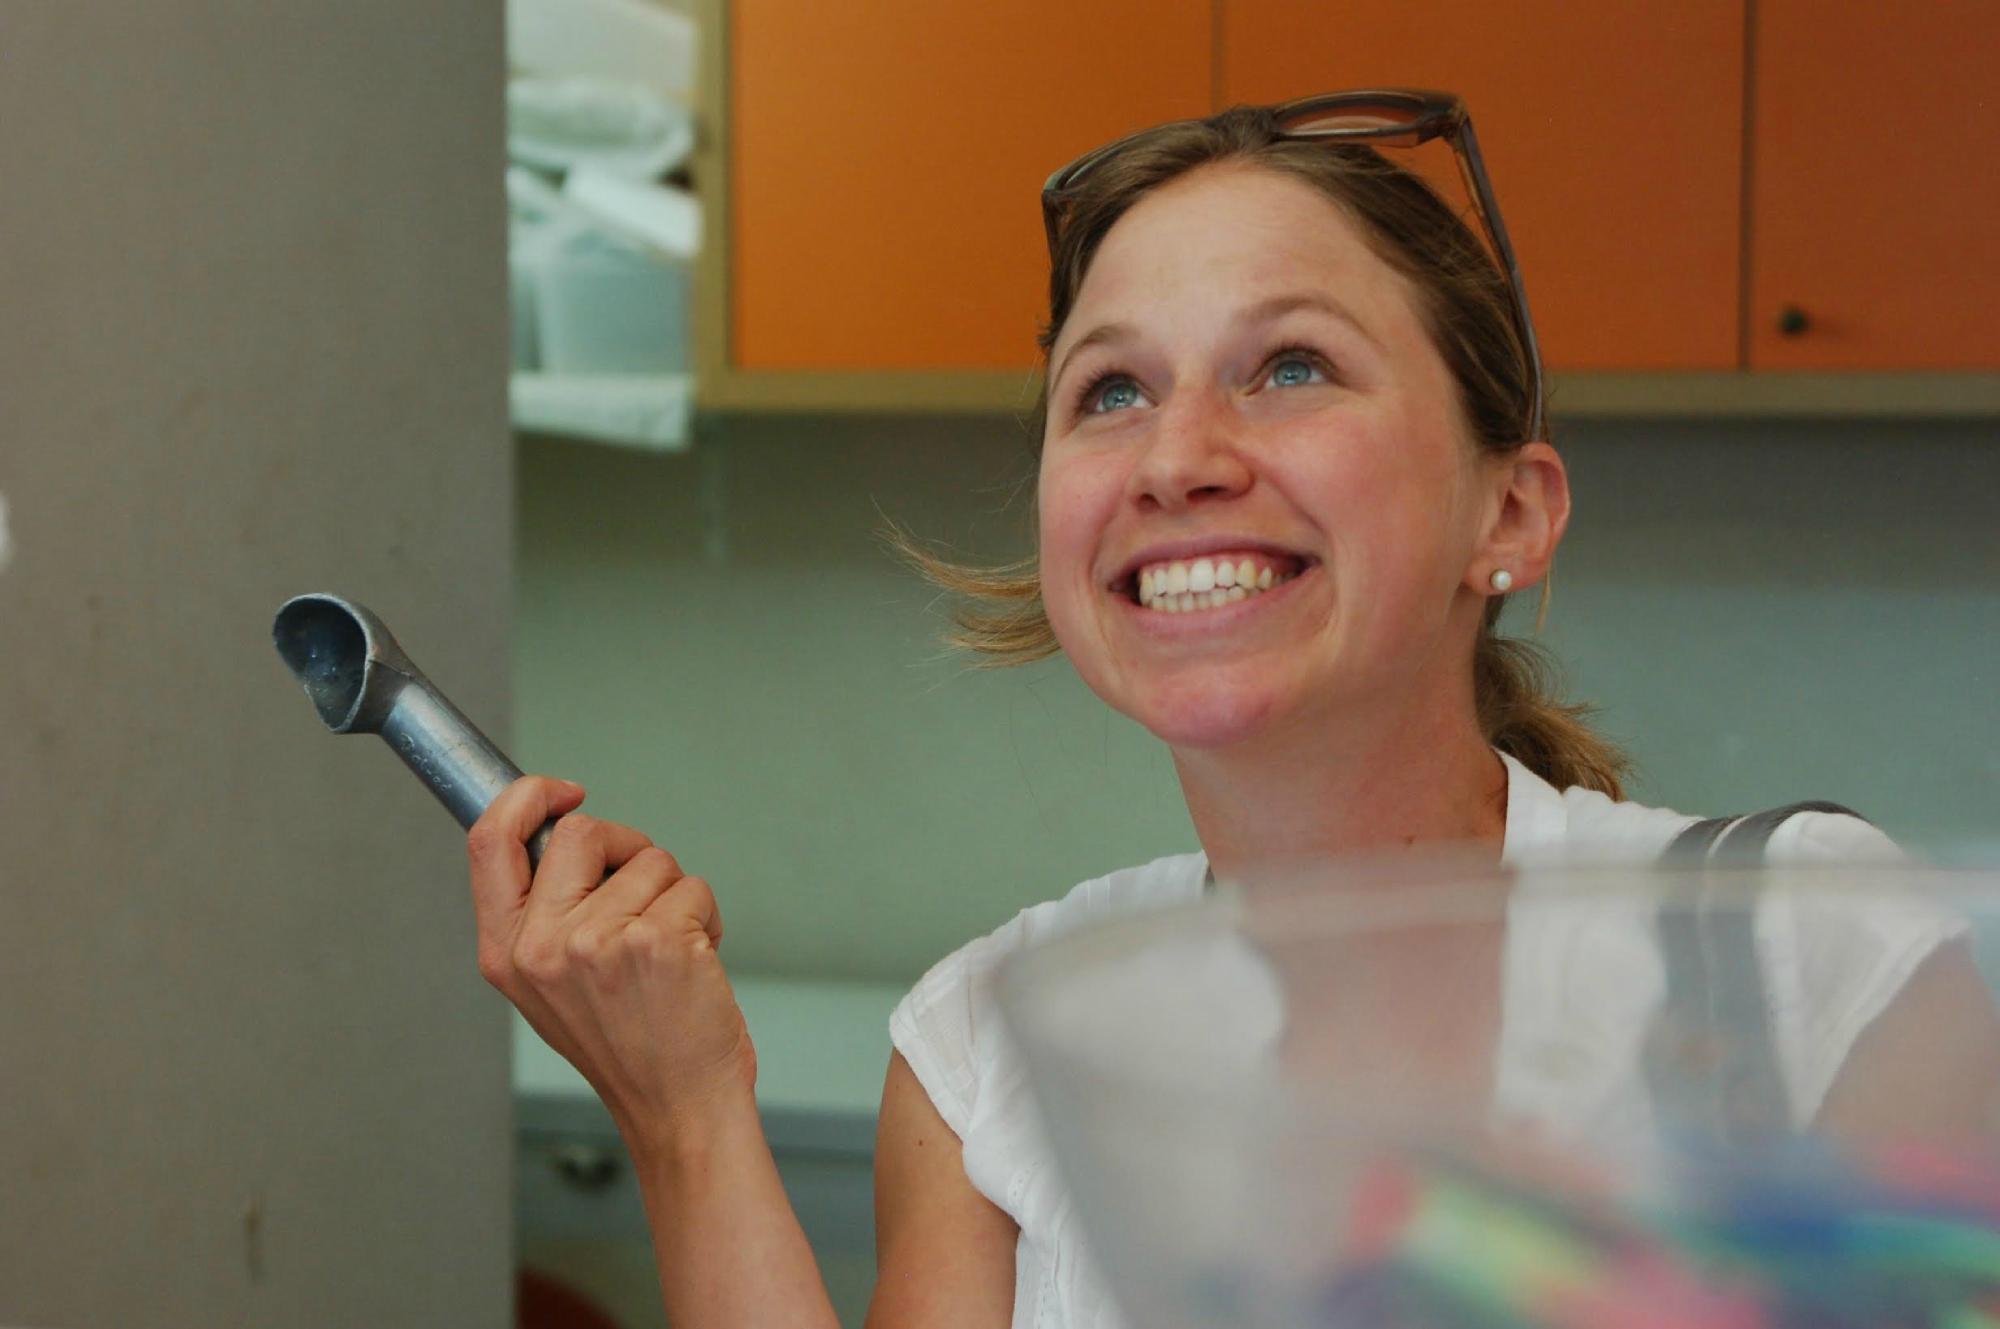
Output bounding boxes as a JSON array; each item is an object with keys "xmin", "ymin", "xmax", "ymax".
[{"xmin": 618, "ymin": 1076, "xmax": 762, "ymax": 1175}]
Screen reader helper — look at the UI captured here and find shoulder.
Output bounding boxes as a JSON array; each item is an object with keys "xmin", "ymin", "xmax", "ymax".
[
  {"xmin": 887, "ymin": 851, "xmax": 1208, "ymax": 1137},
  {"xmin": 1499, "ymin": 751, "xmax": 1899, "ymax": 865},
  {"xmin": 1501, "ymin": 751, "xmax": 1702, "ymax": 863},
  {"xmin": 910, "ymin": 849, "xmax": 1209, "ymax": 991},
  {"xmin": 1758, "ymin": 806, "xmax": 1904, "ymax": 865}
]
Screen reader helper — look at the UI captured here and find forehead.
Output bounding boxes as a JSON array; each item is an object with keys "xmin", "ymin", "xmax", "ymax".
[{"xmin": 1058, "ymin": 162, "xmax": 1420, "ymax": 343}]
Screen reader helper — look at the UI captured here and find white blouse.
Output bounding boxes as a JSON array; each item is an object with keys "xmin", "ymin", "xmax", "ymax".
[{"xmin": 886, "ymin": 753, "xmax": 1957, "ymax": 1329}]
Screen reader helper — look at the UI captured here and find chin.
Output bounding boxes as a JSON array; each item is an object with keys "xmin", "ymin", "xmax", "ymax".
[{"xmin": 1125, "ymin": 675, "xmax": 1288, "ymax": 751}]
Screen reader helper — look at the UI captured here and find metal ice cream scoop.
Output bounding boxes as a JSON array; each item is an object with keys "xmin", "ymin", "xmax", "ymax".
[{"xmin": 272, "ymin": 593, "xmax": 555, "ymax": 865}]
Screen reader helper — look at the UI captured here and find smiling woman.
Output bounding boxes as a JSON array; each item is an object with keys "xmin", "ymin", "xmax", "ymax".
[
  {"xmin": 465, "ymin": 93, "xmax": 2000, "ymax": 1329},
  {"xmin": 865, "ymin": 97, "xmax": 1998, "ymax": 1329}
]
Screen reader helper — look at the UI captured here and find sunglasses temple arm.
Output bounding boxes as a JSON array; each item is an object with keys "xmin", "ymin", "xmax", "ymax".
[{"xmin": 1454, "ymin": 119, "xmax": 1548, "ymax": 442}]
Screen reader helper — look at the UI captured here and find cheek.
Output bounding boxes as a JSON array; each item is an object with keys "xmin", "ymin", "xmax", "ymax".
[
  {"xmin": 1284, "ymin": 413, "xmax": 1478, "ymax": 597},
  {"xmin": 1037, "ymin": 452, "xmax": 1119, "ymax": 564},
  {"xmin": 1035, "ymin": 464, "xmax": 1096, "ymax": 629},
  {"xmin": 1273, "ymin": 419, "xmax": 1426, "ymax": 536},
  {"xmin": 1037, "ymin": 452, "xmax": 1134, "ymax": 655}
]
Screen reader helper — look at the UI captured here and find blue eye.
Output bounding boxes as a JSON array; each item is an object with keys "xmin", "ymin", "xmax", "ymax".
[
  {"xmin": 1268, "ymin": 354, "xmax": 1325, "ymax": 388},
  {"xmin": 1088, "ymin": 377, "xmax": 1143, "ymax": 414}
]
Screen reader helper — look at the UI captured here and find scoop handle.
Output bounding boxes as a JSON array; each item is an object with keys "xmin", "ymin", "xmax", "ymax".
[{"xmin": 380, "ymin": 677, "xmax": 557, "ymax": 866}]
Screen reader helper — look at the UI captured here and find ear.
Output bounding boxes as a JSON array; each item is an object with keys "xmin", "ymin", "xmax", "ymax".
[{"xmin": 1467, "ymin": 442, "xmax": 1569, "ymax": 594}]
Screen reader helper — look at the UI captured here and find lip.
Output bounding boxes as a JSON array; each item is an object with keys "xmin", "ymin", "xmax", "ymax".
[{"xmin": 1107, "ymin": 535, "xmax": 1316, "ymax": 590}]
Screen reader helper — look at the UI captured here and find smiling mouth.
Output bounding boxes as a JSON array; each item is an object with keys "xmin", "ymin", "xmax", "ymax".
[{"xmin": 1116, "ymin": 551, "xmax": 1311, "ymax": 612}]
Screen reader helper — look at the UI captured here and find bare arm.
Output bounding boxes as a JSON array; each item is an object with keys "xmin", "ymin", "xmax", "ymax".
[
  {"xmin": 866, "ymin": 1052, "xmax": 1018, "ymax": 1329},
  {"xmin": 626, "ymin": 1084, "xmax": 844, "ymax": 1329},
  {"xmin": 468, "ymin": 777, "xmax": 842, "ymax": 1329},
  {"xmin": 1816, "ymin": 939, "xmax": 2000, "ymax": 1141}
]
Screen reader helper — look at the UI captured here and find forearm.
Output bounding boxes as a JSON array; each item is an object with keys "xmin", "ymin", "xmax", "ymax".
[{"xmin": 623, "ymin": 1085, "xmax": 843, "ymax": 1329}]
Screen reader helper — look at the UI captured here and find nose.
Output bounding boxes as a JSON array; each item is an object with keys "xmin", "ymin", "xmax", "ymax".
[{"xmin": 1126, "ymin": 391, "xmax": 1253, "ymax": 514}]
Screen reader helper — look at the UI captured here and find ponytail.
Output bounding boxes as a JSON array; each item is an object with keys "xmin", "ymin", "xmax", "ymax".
[{"xmin": 1474, "ymin": 613, "xmax": 1627, "ymax": 798}]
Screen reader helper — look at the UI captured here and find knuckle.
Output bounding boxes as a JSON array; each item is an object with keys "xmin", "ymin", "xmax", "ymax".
[
  {"xmin": 562, "ymin": 927, "xmax": 605, "ymax": 966},
  {"xmin": 512, "ymin": 937, "xmax": 564, "ymax": 984},
  {"xmin": 634, "ymin": 845, "xmax": 682, "ymax": 878},
  {"xmin": 624, "ymin": 918, "xmax": 672, "ymax": 961},
  {"xmin": 552, "ymin": 813, "xmax": 597, "ymax": 842},
  {"xmin": 475, "ymin": 945, "xmax": 510, "ymax": 987}
]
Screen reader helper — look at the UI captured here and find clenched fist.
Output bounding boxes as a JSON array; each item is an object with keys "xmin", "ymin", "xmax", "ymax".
[{"xmin": 467, "ymin": 777, "xmax": 755, "ymax": 1147}]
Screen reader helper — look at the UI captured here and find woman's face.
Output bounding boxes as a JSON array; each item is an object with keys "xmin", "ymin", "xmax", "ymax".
[{"xmin": 1038, "ymin": 162, "xmax": 1500, "ymax": 751}]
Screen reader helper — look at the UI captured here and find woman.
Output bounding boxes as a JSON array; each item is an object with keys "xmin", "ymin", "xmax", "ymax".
[{"xmin": 468, "ymin": 95, "xmax": 2000, "ymax": 1328}]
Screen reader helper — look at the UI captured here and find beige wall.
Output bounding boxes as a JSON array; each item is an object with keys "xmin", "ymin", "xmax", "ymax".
[{"xmin": 0, "ymin": 6, "xmax": 513, "ymax": 1325}]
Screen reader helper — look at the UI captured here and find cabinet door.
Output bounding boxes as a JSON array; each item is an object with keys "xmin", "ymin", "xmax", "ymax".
[
  {"xmin": 730, "ymin": 0, "xmax": 1209, "ymax": 371},
  {"xmin": 1748, "ymin": 1, "xmax": 2000, "ymax": 369},
  {"xmin": 1222, "ymin": 1, "xmax": 1745, "ymax": 372}
]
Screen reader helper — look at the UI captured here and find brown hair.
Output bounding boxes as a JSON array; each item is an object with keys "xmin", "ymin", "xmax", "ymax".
[{"xmin": 889, "ymin": 104, "xmax": 1627, "ymax": 797}]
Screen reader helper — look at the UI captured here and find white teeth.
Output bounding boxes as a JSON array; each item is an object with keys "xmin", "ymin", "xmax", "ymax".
[{"xmin": 1133, "ymin": 557, "xmax": 1304, "ymax": 612}]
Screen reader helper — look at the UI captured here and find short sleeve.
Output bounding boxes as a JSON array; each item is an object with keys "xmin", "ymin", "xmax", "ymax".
[
  {"xmin": 886, "ymin": 853, "xmax": 1209, "ymax": 1144},
  {"xmin": 1755, "ymin": 812, "xmax": 1971, "ymax": 1119},
  {"xmin": 888, "ymin": 919, "xmax": 1025, "ymax": 1141},
  {"xmin": 1762, "ymin": 809, "xmax": 1908, "ymax": 866}
]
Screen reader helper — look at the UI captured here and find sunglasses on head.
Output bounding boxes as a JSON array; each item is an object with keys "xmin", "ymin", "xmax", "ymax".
[{"xmin": 1041, "ymin": 89, "xmax": 1545, "ymax": 444}]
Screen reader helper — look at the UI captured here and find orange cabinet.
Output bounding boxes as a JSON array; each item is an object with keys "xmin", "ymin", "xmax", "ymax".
[
  {"xmin": 1221, "ymin": 1, "xmax": 1745, "ymax": 373},
  {"xmin": 702, "ymin": 0, "xmax": 1999, "ymax": 409},
  {"xmin": 1747, "ymin": 0, "xmax": 2000, "ymax": 369},
  {"xmin": 727, "ymin": 0, "xmax": 1208, "ymax": 373}
]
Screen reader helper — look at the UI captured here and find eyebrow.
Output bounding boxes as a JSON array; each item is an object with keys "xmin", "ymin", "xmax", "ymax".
[{"xmin": 1049, "ymin": 291, "xmax": 1378, "ymax": 395}]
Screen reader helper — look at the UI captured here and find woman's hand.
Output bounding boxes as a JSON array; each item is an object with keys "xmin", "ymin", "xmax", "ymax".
[{"xmin": 467, "ymin": 777, "xmax": 756, "ymax": 1146}]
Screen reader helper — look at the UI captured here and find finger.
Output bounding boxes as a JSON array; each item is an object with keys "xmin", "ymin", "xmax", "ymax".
[
  {"xmin": 577, "ymin": 845, "xmax": 685, "ymax": 922},
  {"xmin": 524, "ymin": 812, "xmax": 655, "ymax": 925},
  {"xmin": 468, "ymin": 775, "xmax": 587, "ymax": 944},
  {"xmin": 636, "ymin": 873, "xmax": 723, "ymax": 950}
]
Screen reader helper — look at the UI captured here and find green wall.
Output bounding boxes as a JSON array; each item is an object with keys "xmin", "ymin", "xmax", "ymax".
[{"xmin": 516, "ymin": 414, "xmax": 1999, "ymax": 983}]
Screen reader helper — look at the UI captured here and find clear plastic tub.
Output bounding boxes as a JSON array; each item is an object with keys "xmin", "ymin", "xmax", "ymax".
[{"xmin": 997, "ymin": 862, "xmax": 2000, "ymax": 1328}]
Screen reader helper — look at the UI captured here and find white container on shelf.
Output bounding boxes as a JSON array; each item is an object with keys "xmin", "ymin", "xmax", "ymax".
[
  {"xmin": 535, "ymin": 225, "xmax": 689, "ymax": 375},
  {"xmin": 510, "ymin": 166, "xmax": 690, "ymax": 376},
  {"xmin": 506, "ymin": 0, "xmax": 696, "ymax": 103},
  {"xmin": 509, "ymin": 76, "xmax": 696, "ymax": 180},
  {"xmin": 564, "ymin": 167, "xmax": 701, "ymax": 259},
  {"xmin": 508, "ymin": 172, "xmax": 561, "ymax": 370}
]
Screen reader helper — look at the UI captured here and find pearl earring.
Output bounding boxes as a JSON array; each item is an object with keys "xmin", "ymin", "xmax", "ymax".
[{"xmin": 1489, "ymin": 568, "xmax": 1514, "ymax": 593}]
